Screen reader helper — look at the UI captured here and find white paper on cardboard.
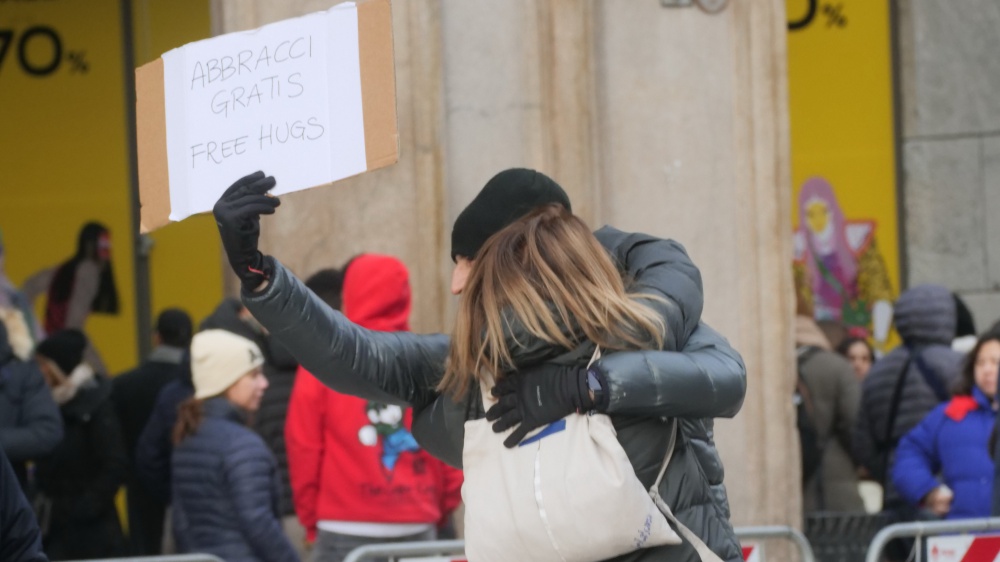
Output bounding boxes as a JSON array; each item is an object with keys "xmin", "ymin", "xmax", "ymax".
[{"xmin": 162, "ymin": 3, "xmax": 367, "ymax": 221}]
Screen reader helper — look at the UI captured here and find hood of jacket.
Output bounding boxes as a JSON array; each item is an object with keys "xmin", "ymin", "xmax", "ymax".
[
  {"xmin": 795, "ymin": 315, "xmax": 832, "ymax": 351},
  {"xmin": 894, "ymin": 284, "xmax": 956, "ymax": 346},
  {"xmin": 60, "ymin": 372, "xmax": 111, "ymax": 421},
  {"xmin": 342, "ymin": 254, "xmax": 411, "ymax": 332}
]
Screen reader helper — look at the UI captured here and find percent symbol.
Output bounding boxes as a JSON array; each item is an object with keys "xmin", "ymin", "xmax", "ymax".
[
  {"xmin": 822, "ymin": 3, "xmax": 847, "ymax": 28},
  {"xmin": 67, "ymin": 50, "xmax": 88, "ymax": 73}
]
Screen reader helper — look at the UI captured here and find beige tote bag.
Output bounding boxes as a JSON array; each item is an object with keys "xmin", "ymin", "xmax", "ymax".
[{"xmin": 461, "ymin": 347, "xmax": 724, "ymax": 562}]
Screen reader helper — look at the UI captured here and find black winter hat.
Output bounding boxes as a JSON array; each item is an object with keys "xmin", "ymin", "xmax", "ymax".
[
  {"xmin": 156, "ymin": 308, "xmax": 194, "ymax": 348},
  {"xmin": 450, "ymin": 168, "xmax": 571, "ymax": 261},
  {"xmin": 36, "ymin": 329, "xmax": 87, "ymax": 375}
]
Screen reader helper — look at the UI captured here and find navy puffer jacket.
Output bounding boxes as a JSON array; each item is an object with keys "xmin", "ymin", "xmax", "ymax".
[{"xmin": 171, "ymin": 397, "xmax": 298, "ymax": 562}]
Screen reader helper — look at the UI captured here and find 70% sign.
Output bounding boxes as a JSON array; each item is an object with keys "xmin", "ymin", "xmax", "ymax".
[{"xmin": 0, "ymin": 26, "xmax": 89, "ymax": 77}]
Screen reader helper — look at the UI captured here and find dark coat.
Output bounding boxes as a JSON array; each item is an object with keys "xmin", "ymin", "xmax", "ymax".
[
  {"xmin": 853, "ymin": 285, "xmax": 964, "ymax": 505},
  {"xmin": 798, "ymin": 347, "xmax": 864, "ymax": 512},
  {"xmin": 171, "ymin": 398, "xmax": 298, "ymax": 562},
  {"xmin": 201, "ymin": 298, "xmax": 297, "ymax": 514},
  {"xmin": 243, "ymin": 227, "xmax": 747, "ymax": 562},
  {"xmin": 134, "ymin": 366, "xmax": 194, "ymax": 505},
  {"xmin": 254, "ymin": 340, "xmax": 297, "ymax": 515},
  {"xmin": 35, "ymin": 375, "xmax": 127, "ymax": 560},
  {"xmin": 0, "ymin": 333, "xmax": 63, "ymax": 485},
  {"xmin": 111, "ymin": 345, "xmax": 187, "ymax": 555},
  {"xmin": 0, "ymin": 446, "xmax": 47, "ymax": 562}
]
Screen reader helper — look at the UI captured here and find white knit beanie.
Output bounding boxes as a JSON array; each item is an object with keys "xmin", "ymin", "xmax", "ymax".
[{"xmin": 191, "ymin": 329, "xmax": 265, "ymax": 400}]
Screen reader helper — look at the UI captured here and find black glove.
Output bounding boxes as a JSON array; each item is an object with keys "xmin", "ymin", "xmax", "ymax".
[
  {"xmin": 485, "ymin": 363, "xmax": 597, "ymax": 448},
  {"xmin": 213, "ymin": 171, "xmax": 280, "ymax": 289}
]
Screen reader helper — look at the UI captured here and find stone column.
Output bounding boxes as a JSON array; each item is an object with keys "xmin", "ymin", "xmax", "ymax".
[{"xmin": 213, "ymin": 0, "xmax": 798, "ymax": 532}]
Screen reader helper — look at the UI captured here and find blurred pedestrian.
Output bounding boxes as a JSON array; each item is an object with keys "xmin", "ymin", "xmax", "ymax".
[
  {"xmin": 853, "ymin": 285, "xmax": 963, "ymax": 560},
  {"xmin": 0, "ymin": 445, "xmax": 47, "ymax": 562},
  {"xmin": 893, "ymin": 332, "xmax": 998, "ymax": 519},
  {"xmin": 171, "ymin": 330, "xmax": 298, "ymax": 562},
  {"xmin": 22, "ymin": 222, "xmax": 118, "ymax": 373},
  {"xmin": 34, "ymin": 329, "xmax": 127, "ymax": 559},
  {"xmin": 287, "ymin": 257, "xmax": 462, "ymax": 561},
  {"xmin": 837, "ymin": 337, "xmax": 874, "ymax": 381},
  {"xmin": 795, "ymin": 315, "xmax": 864, "ymax": 512},
  {"xmin": 0, "ymin": 317, "xmax": 62, "ymax": 491},
  {"xmin": 112, "ymin": 308, "xmax": 193, "ymax": 555},
  {"xmin": 0, "ymin": 230, "xmax": 43, "ymax": 345}
]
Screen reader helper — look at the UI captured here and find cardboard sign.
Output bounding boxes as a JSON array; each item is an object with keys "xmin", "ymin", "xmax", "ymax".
[{"xmin": 135, "ymin": 0, "xmax": 397, "ymax": 233}]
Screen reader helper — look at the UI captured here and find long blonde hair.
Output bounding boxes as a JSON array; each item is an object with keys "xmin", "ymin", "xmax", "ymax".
[{"xmin": 441, "ymin": 204, "xmax": 665, "ymax": 398}]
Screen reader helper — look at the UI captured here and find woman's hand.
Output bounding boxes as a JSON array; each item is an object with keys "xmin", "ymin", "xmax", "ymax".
[
  {"xmin": 213, "ymin": 171, "xmax": 280, "ymax": 290},
  {"xmin": 485, "ymin": 364, "xmax": 595, "ymax": 448}
]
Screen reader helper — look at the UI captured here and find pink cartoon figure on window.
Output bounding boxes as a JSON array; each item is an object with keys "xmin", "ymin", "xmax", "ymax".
[{"xmin": 793, "ymin": 177, "xmax": 895, "ymax": 353}]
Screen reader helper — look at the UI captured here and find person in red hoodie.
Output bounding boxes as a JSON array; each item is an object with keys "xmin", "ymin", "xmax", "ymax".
[{"xmin": 286, "ymin": 255, "xmax": 463, "ymax": 561}]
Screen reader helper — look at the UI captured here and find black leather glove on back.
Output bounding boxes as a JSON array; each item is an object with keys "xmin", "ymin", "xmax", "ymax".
[
  {"xmin": 485, "ymin": 363, "xmax": 602, "ymax": 448},
  {"xmin": 213, "ymin": 171, "xmax": 279, "ymax": 290}
]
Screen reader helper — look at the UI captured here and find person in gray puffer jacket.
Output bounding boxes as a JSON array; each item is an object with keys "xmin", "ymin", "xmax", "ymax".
[
  {"xmin": 213, "ymin": 168, "xmax": 747, "ymax": 562},
  {"xmin": 853, "ymin": 284, "xmax": 964, "ymax": 508}
]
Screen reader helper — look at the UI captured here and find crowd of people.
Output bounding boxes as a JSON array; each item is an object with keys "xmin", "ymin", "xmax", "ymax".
[
  {"xmin": 796, "ymin": 282, "xmax": 1000, "ymax": 560},
  {"xmin": 2, "ymin": 167, "xmax": 1000, "ymax": 562}
]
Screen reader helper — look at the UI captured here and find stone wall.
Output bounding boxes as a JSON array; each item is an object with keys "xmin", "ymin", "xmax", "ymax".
[{"xmin": 898, "ymin": 0, "xmax": 1000, "ymax": 331}]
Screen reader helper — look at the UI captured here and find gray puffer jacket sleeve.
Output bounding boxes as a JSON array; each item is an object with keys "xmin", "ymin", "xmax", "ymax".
[
  {"xmin": 593, "ymin": 227, "xmax": 703, "ymax": 352},
  {"xmin": 592, "ymin": 322, "xmax": 746, "ymax": 419},
  {"xmin": 242, "ymin": 257, "xmax": 449, "ymax": 409}
]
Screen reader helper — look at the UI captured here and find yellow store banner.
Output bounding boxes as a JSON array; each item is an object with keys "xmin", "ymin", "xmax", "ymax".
[
  {"xmin": 787, "ymin": 0, "xmax": 900, "ymax": 352},
  {"xmin": 0, "ymin": 0, "xmax": 220, "ymax": 374},
  {"xmin": 0, "ymin": 0, "xmax": 137, "ymax": 372}
]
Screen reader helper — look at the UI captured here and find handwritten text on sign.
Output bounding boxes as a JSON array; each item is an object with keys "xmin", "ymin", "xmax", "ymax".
[{"xmin": 162, "ymin": 4, "xmax": 367, "ymax": 221}]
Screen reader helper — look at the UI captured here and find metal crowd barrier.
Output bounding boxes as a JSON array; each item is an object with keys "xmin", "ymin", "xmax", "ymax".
[
  {"xmin": 343, "ymin": 539, "xmax": 466, "ymax": 562},
  {"xmin": 736, "ymin": 525, "xmax": 817, "ymax": 562},
  {"xmin": 70, "ymin": 554, "xmax": 225, "ymax": 562},
  {"xmin": 341, "ymin": 526, "xmax": 817, "ymax": 562},
  {"xmin": 865, "ymin": 517, "xmax": 1000, "ymax": 562}
]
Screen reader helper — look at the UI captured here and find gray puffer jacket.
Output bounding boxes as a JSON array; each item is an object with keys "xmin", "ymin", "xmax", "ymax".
[
  {"xmin": 243, "ymin": 226, "xmax": 747, "ymax": 562},
  {"xmin": 853, "ymin": 284, "xmax": 964, "ymax": 505}
]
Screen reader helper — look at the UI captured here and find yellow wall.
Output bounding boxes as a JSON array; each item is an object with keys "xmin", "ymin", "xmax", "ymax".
[
  {"xmin": 787, "ymin": 0, "xmax": 900, "ymax": 342},
  {"xmin": 0, "ymin": 0, "xmax": 218, "ymax": 374},
  {"xmin": 131, "ymin": 0, "xmax": 223, "ymax": 330},
  {"xmin": 1, "ymin": 0, "xmax": 137, "ymax": 372}
]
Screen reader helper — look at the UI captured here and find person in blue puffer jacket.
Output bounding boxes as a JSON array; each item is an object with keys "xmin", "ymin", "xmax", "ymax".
[
  {"xmin": 171, "ymin": 329, "xmax": 298, "ymax": 562},
  {"xmin": 892, "ymin": 332, "xmax": 999, "ymax": 519}
]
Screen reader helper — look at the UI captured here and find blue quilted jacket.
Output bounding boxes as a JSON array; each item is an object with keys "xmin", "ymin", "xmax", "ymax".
[
  {"xmin": 171, "ymin": 397, "xmax": 298, "ymax": 561},
  {"xmin": 892, "ymin": 387, "xmax": 996, "ymax": 519}
]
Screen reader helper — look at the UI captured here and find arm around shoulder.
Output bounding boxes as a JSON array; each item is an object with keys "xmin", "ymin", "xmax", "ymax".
[{"xmin": 592, "ymin": 322, "xmax": 746, "ymax": 419}]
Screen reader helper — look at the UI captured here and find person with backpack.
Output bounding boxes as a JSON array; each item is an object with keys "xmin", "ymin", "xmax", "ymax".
[
  {"xmin": 794, "ymin": 314, "xmax": 864, "ymax": 513},
  {"xmin": 892, "ymin": 332, "xmax": 999, "ymax": 519},
  {"xmin": 853, "ymin": 285, "xmax": 964, "ymax": 501},
  {"xmin": 213, "ymin": 169, "xmax": 747, "ymax": 561}
]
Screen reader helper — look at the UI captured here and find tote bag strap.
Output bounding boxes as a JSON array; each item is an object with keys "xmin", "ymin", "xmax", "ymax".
[{"xmin": 649, "ymin": 420, "xmax": 724, "ymax": 562}]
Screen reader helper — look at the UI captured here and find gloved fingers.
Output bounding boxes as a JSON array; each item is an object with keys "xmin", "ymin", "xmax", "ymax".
[
  {"xmin": 228, "ymin": 195, "xmax": 281, "ymax": 214},
  {"xmin": 223, "ymin": 171, "xmax": 266, "ymax": 197},
  {"xmin": 485, "ymin": 394, "xmax": 518, "ymax": 421},
  {"xmin": 490, "ymin": 411, "xmax": 522, "ymax": 434},
  {"xmin": 503, "ymin": 425, "xmax": 531, "ymax": 449},
  {"xmin": 491, "ymin": 375, "xmax": 520, "ymax": 397}
]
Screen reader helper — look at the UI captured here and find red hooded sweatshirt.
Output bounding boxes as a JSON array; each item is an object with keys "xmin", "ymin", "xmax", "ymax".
[{"xmin": 285, "ymin": 254, "xmax": 463, "ymax": 541}]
